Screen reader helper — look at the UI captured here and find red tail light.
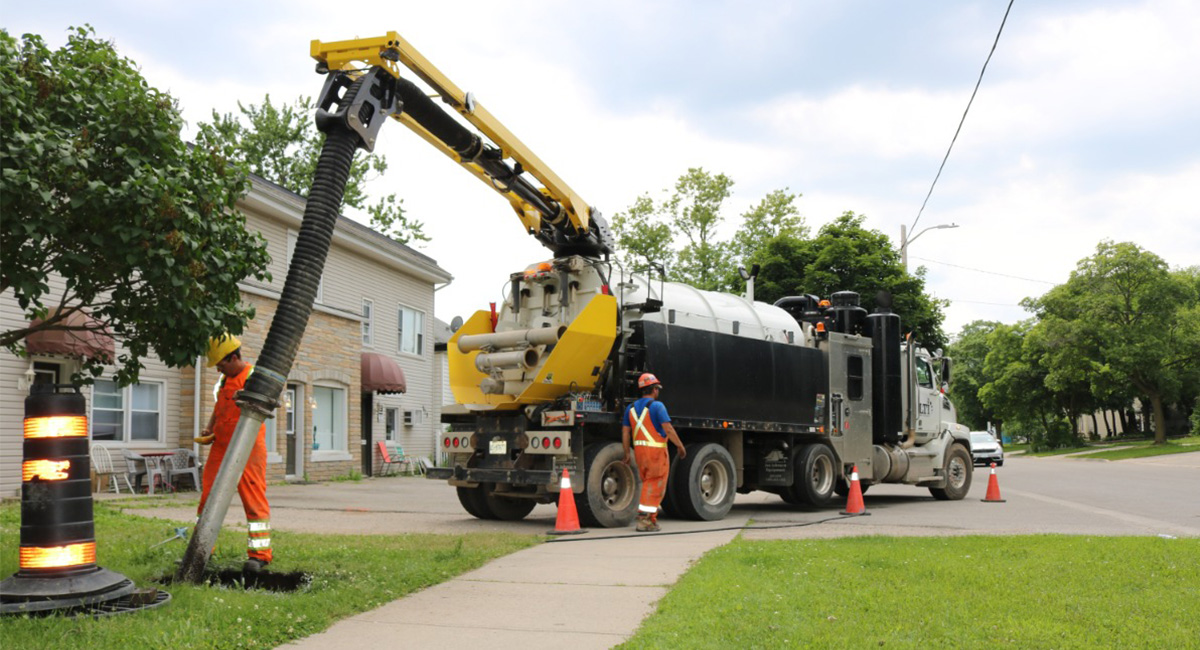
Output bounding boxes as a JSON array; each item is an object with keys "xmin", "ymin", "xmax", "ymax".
[
  {"xmin": 452, "ymin": 437, "xmax": 459, "ymax": 448},
  {"xmin": 552, "ymin": 437, "xmax": 563, "ymax": 449}
]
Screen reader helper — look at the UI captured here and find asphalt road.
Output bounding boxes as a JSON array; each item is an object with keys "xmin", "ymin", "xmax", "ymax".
[{"xmin": 131, "ymin": 452, "xmax": 1200, "ymax": 539}]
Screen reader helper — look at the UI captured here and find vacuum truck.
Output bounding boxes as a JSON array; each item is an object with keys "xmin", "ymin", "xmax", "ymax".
[{"xmin": 307, "ymin": 33, "xmax": 974, "ymax": 528}]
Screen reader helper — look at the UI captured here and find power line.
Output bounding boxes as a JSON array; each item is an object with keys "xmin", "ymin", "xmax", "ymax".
[
  {"xmin": 910, "ymin": 0, "xmax": 1015, "ymax": 234},
  {"xmin": 910, "ymin": 255, "xmax": 1055, "ymax": 285}
]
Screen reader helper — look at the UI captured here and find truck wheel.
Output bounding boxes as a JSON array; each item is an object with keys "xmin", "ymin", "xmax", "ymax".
[
  {"xmin": 456, "ymin": 485, "xmax": 494, "ymax": 520},
  {"xmin": 675, "ymin": 443, "xmax": 737, "ymax": 521},
  {"xmin": 929, "ymin": 444, "xmax": 973, "ymax": 501},
  {"xmin": 484, "ymin": 486, "xmax": 537, "ymax": 521},
  {"xmin": 787, "ymin": 444, "xmax": 837, "ymax": 507},
  {"xmin": 576, "ymin": 442, "xmax": 639, "ymax": 528}
]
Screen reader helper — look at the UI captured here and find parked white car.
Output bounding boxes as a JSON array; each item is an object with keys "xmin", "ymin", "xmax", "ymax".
[{"xmin": 969, "ymin": 431, "xmax": 1004, "ymax": 466}]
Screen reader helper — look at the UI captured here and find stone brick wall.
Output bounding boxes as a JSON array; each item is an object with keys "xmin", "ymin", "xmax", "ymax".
[{"xmin": 189, "ymin": 293, "xmax": 362, "ymax": 483}]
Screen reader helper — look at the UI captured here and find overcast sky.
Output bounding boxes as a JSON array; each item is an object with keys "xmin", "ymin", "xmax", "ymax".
[{"xmin": 7, "ymin": 1, "xmax": 1198, "ymax": 337}]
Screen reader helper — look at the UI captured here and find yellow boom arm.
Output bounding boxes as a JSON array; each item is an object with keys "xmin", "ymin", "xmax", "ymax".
[{"xmin": 310, "ymin": 32, "xmax": 613, "ymax": 256}]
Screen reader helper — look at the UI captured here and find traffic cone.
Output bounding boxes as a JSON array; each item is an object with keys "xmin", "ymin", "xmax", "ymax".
[
  {"xmin": 840, "ymin": 465, "xmax": 869, "ymax": 516},
  {"xmin": 982, "ymin": 462, "xmax": 1006, "ymax": 503},
  {"xmin": 547, "ymin": 469, "xmax": 587, "ymax": 535}
]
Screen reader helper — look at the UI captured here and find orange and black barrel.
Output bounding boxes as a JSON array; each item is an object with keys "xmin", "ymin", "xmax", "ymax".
[{"xmin": 0, "ymin": 384, "xmax": 134, "ymax": 615}]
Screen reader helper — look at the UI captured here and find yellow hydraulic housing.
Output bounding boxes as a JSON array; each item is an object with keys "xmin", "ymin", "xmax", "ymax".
[{"xmin": 448, "ymin": 295, "xmax": 617, "ymax": 410}]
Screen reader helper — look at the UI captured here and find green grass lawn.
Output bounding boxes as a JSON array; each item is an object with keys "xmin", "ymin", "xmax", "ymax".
[
  {"xmin": 620, "ymin": 535, "xmax": 1200, "ymax": 649},
  {"xmin": 1083, "ymin": 439, "xmax": 1200, "ymax": 461},
  {"xmin": 0, "ymin": 501, "xmax": 535, "ymax": 649}
]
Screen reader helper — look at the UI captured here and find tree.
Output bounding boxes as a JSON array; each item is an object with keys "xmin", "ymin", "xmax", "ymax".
[
  {"xmin": 199, "ymin": 95, "xmax": 428, "ymax": 245},
  {"xmin": 978, "ymin": 321, "xmax": 1067, "ymax": 448},
  {"xmin": 751, "ymin": 213, "xmax": 948, "ymax": 349},
  {"xmin": 1029, "ymin": 242, "xmax": 1200, "ymax": 444},
  {"xmin": 720, "ymin": 189, "xmax": 808, "ymax": 293},
  {"xmin": 0, "ymin": 27, "xmax": 271, "ymax": 385},
  {"xmin": 610, "ymin": 168, "xmax": 732, "ymax": 290},
  {"xmin": 947, "ymin": 320, "xmax": 1003, "ymax": 432}
]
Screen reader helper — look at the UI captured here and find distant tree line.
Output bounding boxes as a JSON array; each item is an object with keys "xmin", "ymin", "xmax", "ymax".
[{"xmin": 949, "ymin": 242, "xmax": 1200, "ymax": 449}]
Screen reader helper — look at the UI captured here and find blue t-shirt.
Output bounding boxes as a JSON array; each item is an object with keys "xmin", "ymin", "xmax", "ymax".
[{"xmin": 628, "ymin": 397, "xmax": 671, "ymax": 439}]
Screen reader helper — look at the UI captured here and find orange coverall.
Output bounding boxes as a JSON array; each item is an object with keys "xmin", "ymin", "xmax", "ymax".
[
  {"xmin": 198, "ymin": 365, "xmax": 272, "ymax": 562},
  {"xmin": 628, "ymin": 400, "xmax": 670, "ymax": 521}
]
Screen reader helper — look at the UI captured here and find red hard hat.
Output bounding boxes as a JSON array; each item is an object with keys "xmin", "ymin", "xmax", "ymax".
[{"xmin": 637, "ymin": 373, "xmax": 662, "ymax": 389}]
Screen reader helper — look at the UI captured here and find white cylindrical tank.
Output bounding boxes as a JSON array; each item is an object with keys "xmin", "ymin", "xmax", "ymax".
[{"xmin": 615, "ymin": 271, "xmax": 806, "ymax": 346}]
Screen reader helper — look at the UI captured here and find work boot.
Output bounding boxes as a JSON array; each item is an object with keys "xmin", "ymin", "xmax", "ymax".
[
  {"xmin": 242, "ymin": 558, "xmax": 269, "ymax": 574},
  {"xmin": 636, "ymin": 515, "xmax": 660, "ymax": 533}
]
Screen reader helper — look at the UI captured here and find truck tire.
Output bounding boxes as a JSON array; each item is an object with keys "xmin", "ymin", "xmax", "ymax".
[
  {"xmin": 929, "ymin": 444, "xmax": 973, "ymax": 501},
  {"xmin": 787, "ymin": 444, "xmax": 837, "ymax": 507},
  {"xmin": 456, "ymin": 485, "xmax": 493, "ymax": 519},
  {"xmin": 674, "ymin": 443, "xmax": 737, "ymax": 521},
  {"xmin": 484, "ymin": 485, "xmax": 537, "ymax": 521},
  {"xmin": 576, "ymin": 442, "xmax": 639, "ymax": 528}
]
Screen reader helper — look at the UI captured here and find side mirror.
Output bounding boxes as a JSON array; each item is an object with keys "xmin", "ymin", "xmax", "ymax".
[{"xmin": 939, "ymin": 357, "xmax": 952, "ymax": 386}]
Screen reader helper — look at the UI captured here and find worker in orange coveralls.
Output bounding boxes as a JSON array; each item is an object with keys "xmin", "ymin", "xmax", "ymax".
[
  {"xmin": 196, "ymin": 334, "xmax": 272, "ymax": 572},
  {"xmin": 621, "ymin": 373, "xmax": 687, "ymax": 532}
]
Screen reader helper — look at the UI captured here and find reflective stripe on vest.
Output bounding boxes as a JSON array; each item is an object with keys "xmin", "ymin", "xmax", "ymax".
[{"xmin": 630, "ymin": 406, "xmax": 667, "ymax": 449}]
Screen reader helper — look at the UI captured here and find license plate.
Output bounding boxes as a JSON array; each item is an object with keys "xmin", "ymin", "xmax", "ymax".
[{"xmin": 489, "ymin": 439, "xmax": 507, "ymax": 455}]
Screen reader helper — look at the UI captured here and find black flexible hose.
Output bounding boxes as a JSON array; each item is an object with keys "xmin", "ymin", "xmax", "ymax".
[{"xmin": 240, "ymin": 100, "xmax": 363, "ymax": 409}]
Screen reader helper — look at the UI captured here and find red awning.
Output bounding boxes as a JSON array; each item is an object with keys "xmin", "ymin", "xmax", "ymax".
[
  {"xmin": 26, "ymin": 309, "xmax": 115, "ymax": 362},
  {"xmin": 361, "ymin": 352, "xmax": 406, "ymax": 394}
]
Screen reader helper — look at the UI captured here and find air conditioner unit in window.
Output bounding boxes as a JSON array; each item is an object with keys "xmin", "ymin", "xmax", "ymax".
[{"xmin": 403, "ymin": 410, "xmax": 415, "ymax": 427}]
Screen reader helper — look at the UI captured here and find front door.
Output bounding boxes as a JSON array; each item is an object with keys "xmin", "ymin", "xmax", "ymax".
[
  {"xmin": 285, "ymin": 385, "xmax": 301, "ymax": 479},
  {"xmin": 361, "ymin": 393, "xmax": 374, "ymax": 476}
]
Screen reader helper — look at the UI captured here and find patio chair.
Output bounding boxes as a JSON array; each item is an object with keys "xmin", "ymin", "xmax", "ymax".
[
  {"xmin": 91, "ymin": 443, "xmax": 132, "ymax": 493},
  {"xmin": 164, "ymin": 448, "xmax": 201, "ymax": 491},
  {"xmin": 377, "ymin": 441, "xmax": 403, "ymax": 475},
  {"xmin": 123, "ymin": 450, "xmax": 167, "ymax": 494}
]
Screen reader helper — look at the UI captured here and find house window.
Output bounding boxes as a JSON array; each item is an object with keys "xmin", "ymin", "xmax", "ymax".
[
  {"xmin": 398, "ymin": 305, "xmax": 425, "ymax": 356},
  {"xmin": 285, "ymin": 388, "xmax": 296, "ymax": 436},
  {"xmin": 385, "ymin": 407, "xmax": 398, "ymax": 442},
  {"xmin": 91, "ymin": 380, "xmax": 163, "ymax": 443},
  {"xmin": 362, "ymin": 299, "xmax": 374, "ymax": 346},
  {"xmin": 312, "ymin": 384, "xmax": 347, "ymax": 452},
  {"xmin": 287, "ymin": 229, "xmax": 323, "ymax": 303}
]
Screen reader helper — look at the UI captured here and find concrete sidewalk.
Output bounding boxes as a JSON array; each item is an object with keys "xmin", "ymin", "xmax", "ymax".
[{"xmin": 282, "ymin": 519, "xmax": 746, "ymax": 650}]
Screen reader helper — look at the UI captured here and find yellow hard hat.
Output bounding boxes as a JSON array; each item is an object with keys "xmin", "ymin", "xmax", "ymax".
[{"xmin": 206, "ymin": 334, "xmax": 242, "ymax": 367}]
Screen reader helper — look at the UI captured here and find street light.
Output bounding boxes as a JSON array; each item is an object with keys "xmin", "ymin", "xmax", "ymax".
[{"xmin": 900, "ymin": 223, "xmax": 959, "ymax": 271}]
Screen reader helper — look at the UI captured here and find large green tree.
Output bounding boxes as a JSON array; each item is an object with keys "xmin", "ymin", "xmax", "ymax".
[
  {"xmin": 0, "ymin": 27, "xmax": 271, "ymax": 385},
  {"xmin": 611, "ymin": 168, "xmax": 733, "ymax": 290},
  {"xmin": 199, "ymin": 94, "xmax": 428, "ymax": 245},
  {"xmin": 751, "ymin": 213, "xmax": 948, "ymax": 349},
  {"xmin": 1029, "ymin": 242, "xmax": 1200, "ymax": 444}
]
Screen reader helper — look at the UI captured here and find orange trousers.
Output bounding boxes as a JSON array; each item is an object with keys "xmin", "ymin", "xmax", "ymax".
[
  {"xmin": 198, "ymin": 440, "xmax": 272, "ymax": 562},
  {"xmin": 634, "ymin": 446, "xmax": 669, "ymax": 520}
]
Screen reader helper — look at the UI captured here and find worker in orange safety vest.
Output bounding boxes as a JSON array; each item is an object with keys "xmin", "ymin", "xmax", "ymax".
[
  {"xmin": 621, "ymin": 373, "xmax": 687, "ymax": 532},
  {"xmin": 196, "ymin": 334, "xmax": 272, "ymax": 572}
]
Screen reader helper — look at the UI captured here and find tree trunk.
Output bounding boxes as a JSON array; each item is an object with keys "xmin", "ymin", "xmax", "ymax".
[
  {"xmin": 1149, "ymin": 393, "xmax": 1168, "ymax": 445},
  {"xmin": 1090, "ymin": 413, "xmax": 1099, "ymax": 441}
]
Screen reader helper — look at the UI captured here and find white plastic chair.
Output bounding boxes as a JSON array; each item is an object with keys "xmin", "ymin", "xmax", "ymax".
[
  {"xmin": 164, "ymin": 448, "xmax": 201, "ymax": 491},
  {"xmin": 123, "ymin": 450, "xmax": 166, "ymax": 494},
  {"xmin": 91, "ymin": 444, "xmax": 132, "ymax": 493}
]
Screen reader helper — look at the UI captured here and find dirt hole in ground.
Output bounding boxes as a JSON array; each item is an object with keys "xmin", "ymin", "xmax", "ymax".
[{"xmin": 159, "ymin": 569, "xmax": 310, "ymax": 592}]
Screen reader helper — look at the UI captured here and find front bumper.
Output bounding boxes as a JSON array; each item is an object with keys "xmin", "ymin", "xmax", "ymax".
[{"xmin": 972, "ymin": 451, "xmax": 1004, "ymax": 466}]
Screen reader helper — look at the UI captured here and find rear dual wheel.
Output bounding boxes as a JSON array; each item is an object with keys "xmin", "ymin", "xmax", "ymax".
[
  {"xmin": 672, "ymin": 443, "xmax": 736, "ymax": 521},
  {"xmin": 576, "ymin": 442, "xmax": 639, "ymax": 528},
  {"xmin": 783, "ymin": 444, "xmax": 837, "ymax": 507}
]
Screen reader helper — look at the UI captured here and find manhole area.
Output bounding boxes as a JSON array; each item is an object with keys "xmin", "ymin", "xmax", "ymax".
[{"xmin": 159, "ymin": 569, "xmax": 311, "ymax": 592}]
